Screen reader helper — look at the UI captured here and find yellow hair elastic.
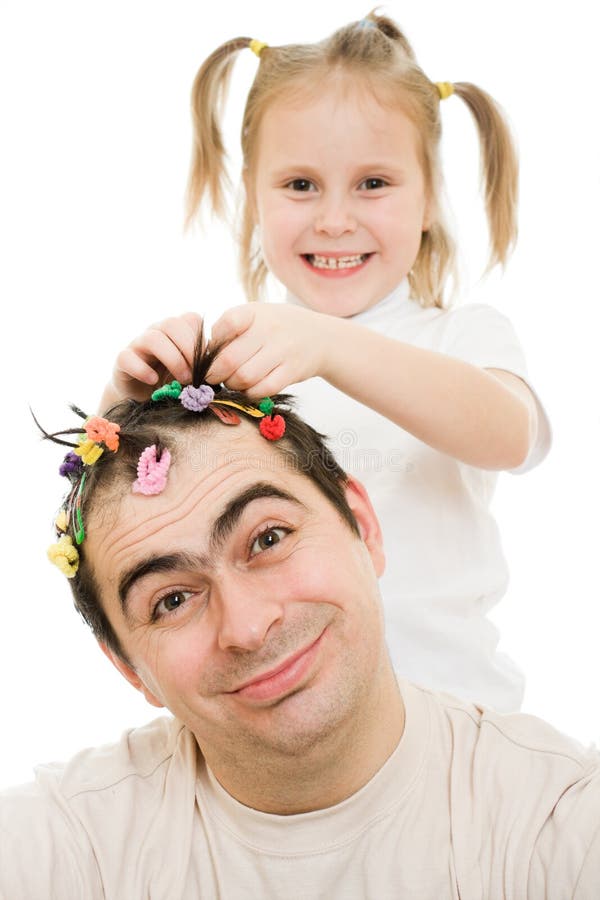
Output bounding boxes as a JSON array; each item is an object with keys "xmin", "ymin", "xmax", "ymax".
[
  {"xmin": 249, "ymin": 39, "xmax": 268, "ymax": 58},
  {"xmin": 48, "ymin": 534, "xmax": 79, "ymax": 579},
  {"xmin": 435, "ymin": 82, "xmax": 455, "ymax": 101},
  {"xmin": 54, "ymin": 509, "xmax": 69, "ymax": 534},
  {"xmin": 74, "ymin": 438, "xmax": 104, "ymax": 466}
]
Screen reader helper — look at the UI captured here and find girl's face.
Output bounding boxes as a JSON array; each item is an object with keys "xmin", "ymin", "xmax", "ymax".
[{"xmin": 250, "ymin": 79, "xmax": 431, "ymax": 316}]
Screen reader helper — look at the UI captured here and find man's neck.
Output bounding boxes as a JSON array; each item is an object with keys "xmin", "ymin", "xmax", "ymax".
[{"xmin": 200, "ymin": 665, "xmax": 405, "ymax": 815}]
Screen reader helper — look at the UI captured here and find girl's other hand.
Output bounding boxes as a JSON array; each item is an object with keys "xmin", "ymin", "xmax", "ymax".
[
  {"xmin": 207, "ymin": 304, "xmax": 329, "ymax": 397},
  {"xmin": 99, "ymin": 312, "xmax": 203, "ymax": 412}
]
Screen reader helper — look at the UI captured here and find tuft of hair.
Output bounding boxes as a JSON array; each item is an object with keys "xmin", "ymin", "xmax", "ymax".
[{"xmin": 185, "ymin": 11, "xmax": 518, "ymax": 308}]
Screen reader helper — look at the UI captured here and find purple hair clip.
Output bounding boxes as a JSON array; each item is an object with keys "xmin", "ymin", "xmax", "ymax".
[
  {"xmin": 180, "ymin": 384, "xmax": 215, "ymax": 412},
  {"xmin": 59, "ymin": 450, "xmax": 84, "ymax": 478}
]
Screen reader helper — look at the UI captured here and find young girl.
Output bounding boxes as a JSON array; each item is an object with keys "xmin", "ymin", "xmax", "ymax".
[{"xmin": 101, "ymin": 12, "xmax": 550, "ymax": 712}]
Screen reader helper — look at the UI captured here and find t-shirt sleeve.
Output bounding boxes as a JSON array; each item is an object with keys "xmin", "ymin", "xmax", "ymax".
[
  {"xmin": 528, "ymin": 766, "xmax": 600, "ymax": 899},
  {"xmin": 0, "ymin": 779, "xmax": 103, "ymax": 900},
  {"xmin": 440, "ymin": 303, "xmax": 552, "ymax": 474}
]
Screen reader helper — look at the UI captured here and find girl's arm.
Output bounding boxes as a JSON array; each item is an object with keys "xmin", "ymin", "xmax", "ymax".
[
  {"xmin": 208, "ymin": 304, "xmax": 538, "ymax": 471},
  {"xmin": 320, "ymin": 316, "xmax": 537, "ymax": 470}
]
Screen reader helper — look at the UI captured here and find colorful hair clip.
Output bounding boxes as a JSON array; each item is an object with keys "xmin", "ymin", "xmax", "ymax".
[
  {"xmin": 211, "ymin": 399, "xmax": 265, "ymax": 418},
  {"xmin": 151, "ymin": 380, "xmax": 182, "ymax": 401},
  {"xmin": 258, "ymin": 397, "xmax": 274, "ymax": 415},
  {"xmin": 208, "ymin": 405, "xmax": 241, "ymax": 425},
  {"xmin": 47, "ymin": 534, "xmax": 79, "ymax": 578},
  {"xmin": 132, "ymin": 445, "xmax": 172, "ymax": 496},
  {"xmin": 59, "ymin": 450, "xmax": 84, "ymax": 478},
  {"xmin": 54, "ymin": 509, "xmax": 69, "ymax": 533},
  {"xmin": 84, "ymin": 416, "xmax": 120, "ymax": 452},
  {"xmin": 180, "ymin": 384, "xmax": 214, "ymax": 412},
  {"xmin": 72, "ymin": 472, "xmax": 86, "ymax": 545},
  {"xmin": 259, "ymin": 414, "xmax": 286, "ymax": 441},
  {"xmin": 74, "ymin": 438, "xmax": 104, "ymax": 466}
]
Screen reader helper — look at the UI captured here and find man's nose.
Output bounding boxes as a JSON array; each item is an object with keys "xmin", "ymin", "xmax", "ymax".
[
  {"xmin": 215, "ymin": 574, "xmax": 284, "ymax": 652},
  {"xmin": 314, "ymin": 193, "xmax": 357, "ymax": 238}
]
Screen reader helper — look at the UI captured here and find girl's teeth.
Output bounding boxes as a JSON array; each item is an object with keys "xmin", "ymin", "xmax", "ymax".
[{"xmin": 308, "ymin": 254, "xmax": 367, "ymax": 270}]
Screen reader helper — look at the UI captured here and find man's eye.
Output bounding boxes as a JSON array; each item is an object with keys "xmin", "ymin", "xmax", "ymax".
[
  {"xmin": 359, "ymin": 177, "xmax": 387, "ymax": 190},
  {"xmin": 153, "ymin": 590, "xmax": 193, "ymax": 619},
  {"xmin": 286, "ymin": 179, "xmax": 316, "ymax": 192},
  {"xmin": 250, "ymin": 527, "xmax": 289, "ymax": 556}
]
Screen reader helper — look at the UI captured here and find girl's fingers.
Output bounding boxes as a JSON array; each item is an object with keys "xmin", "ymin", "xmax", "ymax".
[
  {"xmin": 113, "ymin": 348, "xmax": 160, "ymax": 385},
  {"xmin": 211, "ymin": 306, "xmax": 254, "ymax": 346},
  {"xmin": 151, "ymin": 315, "xmax": 201, "ymax": 371},
  {"xmin": 219, "ymin": 346, "xmax": 283, "ymax": 393},
  {"xmin": 129, "ymin": 327, "xmax": 194, "ymax": 384},
  {"xmin": 207, "ymin": 330, "xmax": 265, "ymax": 384},
  {"xmin": 241, "ymin": 364, "xmax": 289, "ymax": 400}
]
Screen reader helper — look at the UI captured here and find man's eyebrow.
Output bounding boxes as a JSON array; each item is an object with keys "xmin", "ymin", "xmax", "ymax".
[
  {"xmin": 118, "ymin": 552, "xmax": 208, "ymax": 621},
  {"xmin": 116, "ymin": 483, "xmax": 304, "ymax": 620},
  {"xmin": 209, "ymin": 483, "xmax": 305, "ymax": 556}
]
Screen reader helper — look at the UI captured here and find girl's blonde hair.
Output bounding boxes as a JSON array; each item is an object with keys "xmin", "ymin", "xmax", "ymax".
[{"xmin": 186, "ymin": 13, "xmax": 518, "ymax": 309}]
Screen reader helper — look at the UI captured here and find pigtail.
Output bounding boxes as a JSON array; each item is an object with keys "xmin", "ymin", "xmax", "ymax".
[
  {"xmin": 186, "ymin": 37, "xmax": 253, "ymax": 225},
  {"xmin": 452, "ymin": 82, "xmax": 519, "ymax": 269}
]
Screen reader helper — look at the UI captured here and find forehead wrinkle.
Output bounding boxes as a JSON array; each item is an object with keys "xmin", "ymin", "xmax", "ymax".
[{"xmin": 92, "ymin": 455, "xmax": 254, "ymax": 575}]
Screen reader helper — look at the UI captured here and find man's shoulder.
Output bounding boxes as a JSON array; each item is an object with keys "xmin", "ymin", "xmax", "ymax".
[
  {"xmin": 0, "ymin": 718, "xmax": 200, "ymax": 897},
  {"xmin": 413, "ymin": 681, "xmax": 598, "ymax": 775},
  {"xmin": 50, "ymin": 715, "xmax": 188, "ymax": 800},
  {"xmin": 0, "ymin": 715, "xmax": 193, "ymax": 812}
]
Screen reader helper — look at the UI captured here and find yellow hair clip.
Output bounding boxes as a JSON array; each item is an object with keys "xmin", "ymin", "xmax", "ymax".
[
  {"xmin": 48, "ymin": 534, "xmax": 79, "ymax": 579},
  {"xmin": 249, "ymin": 39, "xmax": 268, "ymax": 58},
  {"xmin": 435, "ymin": 82, "xmax": 454, "ymax": 101},
  {"xmin": 54, "ymin": 509, "xmax": 69, "ymax": 534},
  {"xmin": 74, "ymin": 438, "xmax": 104, "ymax": 466},
  {"xmin": 212, "ymin": 399, "xmax": 265, "ymax": 418}
]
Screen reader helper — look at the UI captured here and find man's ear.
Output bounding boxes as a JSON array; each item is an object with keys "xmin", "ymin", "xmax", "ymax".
[
  {"xmin": 344, "ymin": 477, "xmax": 386, "ymax": 578},
  {"xmin": 99, "ymin": 642, "xmax": 164, "ymax": 709}
]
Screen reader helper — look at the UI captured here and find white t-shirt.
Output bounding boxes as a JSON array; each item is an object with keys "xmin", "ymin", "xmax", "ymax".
[
  {"xmin": 286, "ymin": 281, "xmax": 551, "ymax": 711},
  {"xmin": 1, "ymin": 681, "xmax": 598, "ymax": 899}
]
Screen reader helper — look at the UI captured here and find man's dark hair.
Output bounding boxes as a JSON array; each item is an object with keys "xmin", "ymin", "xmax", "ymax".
[{"xmin": 42, "ymin": 335, "xmax": 359, "ymax": 665}]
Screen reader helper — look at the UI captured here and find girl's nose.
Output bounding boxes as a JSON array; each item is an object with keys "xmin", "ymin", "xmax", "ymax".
[{"xmin": 314, "ymin": 196, "xmax": 357, "ymax": 238}]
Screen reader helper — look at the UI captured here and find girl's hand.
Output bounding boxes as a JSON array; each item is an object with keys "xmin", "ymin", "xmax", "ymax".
[
  {"xmin": 207, "ymin": 304, "xmax": 329, "ymax": 397},
  {"xmin": 99, "ymin": 312, "xmax": 203, "ymax": 412}
]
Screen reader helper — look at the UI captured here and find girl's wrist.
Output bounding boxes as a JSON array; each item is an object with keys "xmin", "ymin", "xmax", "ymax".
[{"xmin": 314, "ymin": 314, "xmax": 347, "ymax": 383}]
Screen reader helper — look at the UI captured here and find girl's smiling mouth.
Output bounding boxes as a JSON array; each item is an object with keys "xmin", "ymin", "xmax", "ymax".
[{"xmin": 302, "ymin": 253, "xmax": 373, "ymax": 275}]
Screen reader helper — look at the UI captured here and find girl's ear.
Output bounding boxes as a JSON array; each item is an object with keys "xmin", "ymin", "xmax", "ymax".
[
  {"xmin": 343, "ymin": 477, "xmax": 386, "ymax": 578},
  {"xmin": 99, "ymin": 642, "xmax": 165, "ymax": 709}
]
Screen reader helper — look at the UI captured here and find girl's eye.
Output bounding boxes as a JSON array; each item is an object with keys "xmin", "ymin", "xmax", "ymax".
[
  {"xmin": 359, "ymin": 177, "xmax": 387, "ymax": 190},
  {"xmin": 286, "ymin": 179, "xmax": 316, "ymax": 192},
  {"xmin": 153, "ymin": 590, "xmax": 193, "ymax": 620},
  {"xmin": 250, "ymin": 527, "xmax": 289, "ymax": 556}
]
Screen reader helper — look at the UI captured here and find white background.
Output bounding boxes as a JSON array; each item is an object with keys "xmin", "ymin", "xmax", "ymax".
[{"xmin": 1, "ymin": 0, "xmax": 598, "ymax": 788}]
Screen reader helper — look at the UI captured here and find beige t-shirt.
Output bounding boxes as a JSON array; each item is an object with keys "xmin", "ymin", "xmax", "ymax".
[{"xmin": 1, "ymin": 681, "xmax": 598, "ymax": 899}]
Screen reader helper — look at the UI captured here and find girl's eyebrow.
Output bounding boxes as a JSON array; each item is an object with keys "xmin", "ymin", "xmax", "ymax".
[{"xmin": 116, "ymin": 483, "xmax": 305, "ymax": 621}]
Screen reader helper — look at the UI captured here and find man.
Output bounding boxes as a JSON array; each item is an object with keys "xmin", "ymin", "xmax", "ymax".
[{"xmin": 1, "ymin": 372, "xmax": 599, "ymax": 899}]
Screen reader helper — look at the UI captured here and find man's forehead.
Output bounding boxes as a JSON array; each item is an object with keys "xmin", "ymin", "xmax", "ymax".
[{"xmin": 88, "ymin": 426, "xmax": 306, "ymax": 577}]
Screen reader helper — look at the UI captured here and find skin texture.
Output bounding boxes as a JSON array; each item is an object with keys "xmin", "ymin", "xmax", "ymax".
[{"xmin": 92, "ymin": 423, "xmax": 404, "ymax": 814}]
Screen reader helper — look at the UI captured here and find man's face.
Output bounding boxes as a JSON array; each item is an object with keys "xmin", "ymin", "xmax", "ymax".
[{"xmin": 88, "ymin": 424, "xmax": 386, "ymax": 764}]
